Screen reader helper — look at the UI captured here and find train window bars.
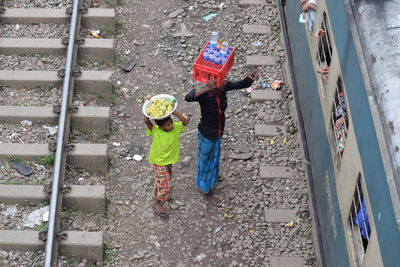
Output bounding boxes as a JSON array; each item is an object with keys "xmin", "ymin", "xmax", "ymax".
[
  {"xmin": 348, "ymin": 175, "xmax": 371, "ymax": 266},
  {"xmin": 316, "ymin": 13, "xmax": 333, "ymax": 90},
  {"xmin": 330, "ymin": 78, "xmax": 348, "ymax": 167}
]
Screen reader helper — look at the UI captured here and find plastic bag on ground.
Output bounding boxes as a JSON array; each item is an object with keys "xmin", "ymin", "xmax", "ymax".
[{"xmin": 22, "ymin": 205, "xmax": 49, "ymax": 228}]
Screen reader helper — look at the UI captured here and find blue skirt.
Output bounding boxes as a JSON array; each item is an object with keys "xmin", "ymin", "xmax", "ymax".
[{"xmin": 196, "ymin": 133, "xmax": 221, "ymax": 193}]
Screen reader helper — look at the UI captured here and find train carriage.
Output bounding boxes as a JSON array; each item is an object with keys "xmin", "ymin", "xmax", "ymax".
[{"xmin": 277, "ymin": 0, "xmax": 400, "ymax": 266}]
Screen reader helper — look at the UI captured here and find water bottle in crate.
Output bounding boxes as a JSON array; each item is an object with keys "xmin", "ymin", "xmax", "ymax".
[{"xmin": 192, "ymin": 41, "xmax": 235, "ymax": 87}]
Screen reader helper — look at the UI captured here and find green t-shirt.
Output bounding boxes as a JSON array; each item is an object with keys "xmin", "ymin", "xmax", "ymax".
[{"xmin": 146, "ymin": 121, "xmax": 185, "ymax": 166}]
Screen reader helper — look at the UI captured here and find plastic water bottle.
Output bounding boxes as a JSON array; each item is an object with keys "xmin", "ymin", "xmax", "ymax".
[
  {"xmin": 220, "ymin": 41, "xmax": 229, "ymax": 65},
  {"xmin": 209, "ymin": 52, "xmax": 216, "ymax": 64},
  {"xmin": 215, "ymin": 53, "xmax": 222, "ymax": 67},
  {"xmin": 203, "ymin": 49, "xmax": 210, "ymax": 61},
  {"xmin": 210, "ymin": 32, "xmax": 219, "ymax": 50}
]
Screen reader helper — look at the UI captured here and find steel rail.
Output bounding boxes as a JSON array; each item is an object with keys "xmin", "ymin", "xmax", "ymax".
[{"xmin": 44, "ymin": 0, "xmax": 81, "ymax": 265}]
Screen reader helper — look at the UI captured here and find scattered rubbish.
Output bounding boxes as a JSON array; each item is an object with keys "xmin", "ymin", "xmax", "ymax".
[
  {"xmin": 203, "ymin": 13, "xmax": 219, "ymax": 22},
  {"xmin": 283, "ymin": 136, "xmax": 289, "ymax": 144},
  {"xmin": 195, "ymin": 253, "xmax": 206, "ymax": 262},
  {"xmin": 11, "ymin": 161, "xmax": 33, "ymax": 176},
  {"xmin": 228, "ymin": 152, "xmax": 253, "ymax": 160},
  {"xmin": 218, "ymin": 3, "xmax": 225, "ymax": 9},
  {"xmin": 136, "ymin": 97, "xmax": 144, "ymax": 103},
  {"xmin": 8, "ymin": 132, "xmax": 17, "ymax": 139},
  {"xmin": 285, "ymin": 221, "xmax": 294, "ymax": 228},
  {"xmin": 271, "ymin": 80, "xmax": 284, "ymax": 90},
  {"xmin": 125, "ymin": 156, "xmax": 132, "ymax": 160},
  {"xmin": 217, "ymin": 205, "xmax": 234, "ymax": 219},
  {"xmin": 269, "ymin": 136, "xmax": 278, "ymax": 145},
  {"xmin": 88, "ymin": 29, "xmax": 100, "ymax": 38},
  {"xmin": 224, "ymin": 213, "xmax": 234, "ymax": 219},
  {"xmin": 112, "ymin": 142, "xmax": 121, "ymax": 147},
  {"xmin": 125, "ymin": 49, "xmax": 131, "ymax": 55},
  {"xmin": 251, "ymin": 40, "xmax": 263, "ymax": 47},
  {"xmin": 20, "ymin": 120, "xmax": 32, "ymax": 126},
  {"xmin": 43, "ymin": 125, "xmax": 58, "ymax": 136},
  {"xmin": 22, "ymin": 205, "xmax": 49, "ymax": 228},
  {"xmin": 215, "ymin": 227, "xmax": 222, "ymax": 233},
  {"xmin": 173, "ymin": 23, "xmax": 194, "ymax": 38},
  {"xmin": 262, "ymin": 82, "xmax": 270, "ymax": 89},
  {"xmin": 15, "ymin": 24, "xmax": 21, "ymax": 30},
  {"xmin": 133, "ymin": 155, "xmax": 143, "ymax": 161},
  {"xmin": 246, "ymin": 87, "xmax": 254, "ymax": 93},
  {"xmin": 284, "ymin": 219, "xmax": 302, "ymax": 228},
  {"xmin": 78, "ymin": 177, "xmax": 85, "ymax": 182},
  {"xmin": 182, "ymin": 156, "xmax": 193, "ymax": 163},
  {"xmin": 116, "ymin": 81, "xmax": 122, "ymax": 86},
  {"xmin": 121, "ymin": 59, "xmax": 136, "ymax": 72},
  {"xmin": 169, "ymin": 8, "xmax": 184, "ymax": 18},
  {"xmin": 32, "ymin": 162, "xmax": 44, "ymax": 171},
  {"xmin": 188, "ymin": 6, "xmax": 194, "ymax": 11},
  {"xmin": 1, "ymin": 205, "xmax": 18, "ymax": 217}
]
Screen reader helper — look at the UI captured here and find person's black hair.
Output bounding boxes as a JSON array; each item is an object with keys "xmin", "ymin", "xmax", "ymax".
[{"xmin": 154, "ymin": 116, "xmax": 172, "ymax": 127}]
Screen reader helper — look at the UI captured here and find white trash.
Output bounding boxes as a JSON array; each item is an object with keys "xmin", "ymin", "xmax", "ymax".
[
  {"xmin": 43, "ymin": 125, "xmax": 58, "ymax": 135},
  {"xmin": 1, "ymin": 205, "xmax": 18, "ymax": 217},
  {"xmin": 195, "ymin": 253, "xmax": 206, "ymax": 262},
  {"xmin": 20, "ymin": 120, "xmax": 32, "ymax": 126},
  {"xmin": 133, "ymin": 155, "xmax": 143, "ymax": 161},
  {"xmin": 22, "ymin": 205, "xmax": 49, "ymax": 228}
]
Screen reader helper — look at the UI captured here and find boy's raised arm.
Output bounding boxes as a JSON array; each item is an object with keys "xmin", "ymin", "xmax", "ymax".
[
  {"xmin": 172, "ymin": 111, "xmax": 189, "ymax": 127},
  {"xmin": 144, "ymin": 116, "xmax": 153, "ymax": 131}
]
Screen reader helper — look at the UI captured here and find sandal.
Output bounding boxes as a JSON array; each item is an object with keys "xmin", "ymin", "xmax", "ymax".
[{"xmin": 152, "ymin": 204, "xmax": 169, "ymax": 217}]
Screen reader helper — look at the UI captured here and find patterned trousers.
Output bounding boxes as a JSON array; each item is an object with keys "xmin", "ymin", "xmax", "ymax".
[{"xmin": 152, "ymin": 164, "xmax": 172, "ymax": 201}]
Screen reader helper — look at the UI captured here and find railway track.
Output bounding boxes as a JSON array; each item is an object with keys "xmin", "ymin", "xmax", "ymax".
[{"xmin": 0, "ymin": 0, "xmax": 115, "ymax": 265}]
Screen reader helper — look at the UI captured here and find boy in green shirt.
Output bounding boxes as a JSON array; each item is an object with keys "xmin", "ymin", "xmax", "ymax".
[{"xmin": 144, "ymin": 111, "xmax": 189, "ymax": 217}]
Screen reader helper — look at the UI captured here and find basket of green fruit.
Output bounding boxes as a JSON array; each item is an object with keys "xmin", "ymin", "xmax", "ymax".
[{"xmin": 142, "ymin": 94, "xmax": 177, "ymax": 120}]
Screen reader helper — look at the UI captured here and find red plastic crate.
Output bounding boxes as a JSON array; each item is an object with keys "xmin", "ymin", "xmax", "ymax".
[{"xmin": 192, "ymin": 42, "xmax": 235, "ymax": 87}]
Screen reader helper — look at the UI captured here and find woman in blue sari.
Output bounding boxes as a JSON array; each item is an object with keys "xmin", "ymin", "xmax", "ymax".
[{"xmin": 184, "ymin": 70, "xmax": 258, "ymax": 194}]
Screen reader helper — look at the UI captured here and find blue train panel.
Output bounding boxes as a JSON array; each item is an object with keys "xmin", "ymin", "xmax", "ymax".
[{"xmin": 283, "ymin": 0, "xmax": 400, "ymax": 266}]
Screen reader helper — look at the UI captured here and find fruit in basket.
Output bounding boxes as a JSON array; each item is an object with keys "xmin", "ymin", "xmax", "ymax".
[{"xmin": 146, "ymin": 98, "xmax": 175, "ymax": 118}]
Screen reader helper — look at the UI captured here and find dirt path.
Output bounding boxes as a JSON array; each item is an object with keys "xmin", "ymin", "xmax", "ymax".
[{"xmin": 103, "ymin": 0, "xmax": 317, "ymax": 266}]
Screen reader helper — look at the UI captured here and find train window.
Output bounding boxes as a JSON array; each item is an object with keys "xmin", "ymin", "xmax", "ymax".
[
  {"xmin": 316, "ymin": 13, "xmax": 333, "ymax": 87},
  {"xmin": 348, "ymin": 175, "xmax": 371, "ymax": 266},
  {"xmin": 330, "ymin": 78, "xmax": 348, "ymax": 166}
]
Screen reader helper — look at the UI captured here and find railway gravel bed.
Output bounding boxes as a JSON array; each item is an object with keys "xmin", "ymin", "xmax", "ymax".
[
  {"xmin": 60, "ymin": 208, "xmax": 105, "ymax": 232},
  {"xmin": 5, "ymin": 0, "xmax": 113, "ymax": 9},
  {"xmin": 0, "ymin": 161, "xmax": 52, "ymax": 185},
  {"xmin": 69, "ymin": 128, "xmax": 108, "ymax": 144},
  {"xmin": 0, "ymin": 86, "xmax": 61, "ymax": 106},
  {"xmin": 0, "ymin": 250, "xmax": 44, "ymax": 267},
  {"xmin": 0, "ymin": 24, "xmax": 69, "ymax": 39},
  {"xmin": 0, "ymin": 250, "xmax": 89, "ymax": 266},
  {"xmin": 0, "ymin": 203, "xmax": 48, "ymax": 230},
  {"xmin": 65, "ymin": 165, "xmax": 105, "ymax": 185},
  {"xmin": 0, "ymin": 122, "xmax": 57, "ymax": 144},
  {"xmin": 0, "ymin": 55, "xmax": 65, "ymax": 71}
]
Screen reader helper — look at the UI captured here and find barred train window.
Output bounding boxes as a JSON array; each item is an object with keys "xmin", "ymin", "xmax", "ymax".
[
  {"xmin": 349, "ymin": 175, "xmax": 371, "ymax": 266},
  {"xmin": 330, "ymin": 78, "xmax": 348, "ymax": 166},
  {"xmin": 316, "ymin": 13, "xmax": 333, "ymax": 88}
]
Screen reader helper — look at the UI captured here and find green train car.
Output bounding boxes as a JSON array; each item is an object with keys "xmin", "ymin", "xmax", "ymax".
[{"xmin": 277, "ymin": 0, "xmax": 400, "ymax": 266}]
